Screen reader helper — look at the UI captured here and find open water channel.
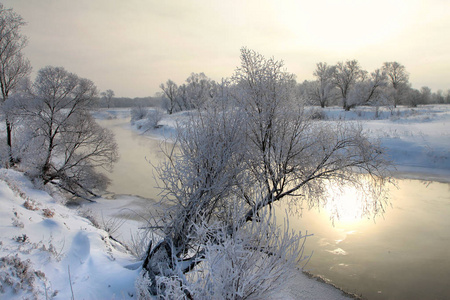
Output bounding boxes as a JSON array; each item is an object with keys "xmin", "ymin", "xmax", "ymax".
[{"xmin": 98, "ymin": 117, "xmax": 450, "ymax": 300}]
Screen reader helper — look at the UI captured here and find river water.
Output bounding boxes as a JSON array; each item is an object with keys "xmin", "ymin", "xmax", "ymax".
[{"xmin": 98, "ymin": 117, "xmax": 450, "ymax": 300}]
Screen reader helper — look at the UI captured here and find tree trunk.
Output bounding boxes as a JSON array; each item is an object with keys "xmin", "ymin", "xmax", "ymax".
[
  {"xmin": 5, "ymin": 118, "xmax": 14, "ymax": 166},
  {"xmin": 342, "ymin": 97, "xmax": 348, "ymax": 111},
  {"xmin": 142, "ymin": 240, "xmax": 174, "ymax": 295}
]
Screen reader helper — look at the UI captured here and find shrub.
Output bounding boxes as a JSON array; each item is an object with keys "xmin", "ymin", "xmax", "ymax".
[
  {"xmin": 0, "ymin": 254, "xmax": 52, "ymax": 297},
  {"xmin": 42, "ymin": 208, "xmax": 54, "ymax": 218},
  {"xmin": 135, "ymin": 109, "xmax": 163, "ymax": 131},
  {"xmin": 308, "ymin": 108, "xmax": 326, "ymax": 120},
  {"xmin": 23, "ymin": 199, "xmax": 39, "ymax": 211},
  {"xmin": 130, "ymin": 106, "xmax": 149, "ymax": 123}
]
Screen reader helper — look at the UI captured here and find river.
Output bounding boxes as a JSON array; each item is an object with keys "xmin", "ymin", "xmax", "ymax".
[{"xmin": 98, "ymin": 117, "xmax": 450, "ymax": 300}]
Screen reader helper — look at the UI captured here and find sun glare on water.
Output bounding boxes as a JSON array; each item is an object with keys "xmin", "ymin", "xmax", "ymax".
[{"xmin": 324, "ymin": 183, "xmax": 375, "ymax": 224}]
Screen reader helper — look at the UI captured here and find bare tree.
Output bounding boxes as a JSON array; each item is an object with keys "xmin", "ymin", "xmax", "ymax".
[
  {"xmin": 18, "ymin": 66, "xmax": 118, "ymax": 199},
  {"xmin": 348, "ymin": 68, "xmax": 388, "ymax": 107},
  {"xmin": 311, "ymin": 62, "xmax": 336, "ymax": 107},
  {"xmin": 100, "ymin": 89, "xmax": 114, "ymax": 109},
  {"xmin": 185, "ymin": 72, "xmax": 216, "ymax": 109},
  {"xmin": 159, "ymin": 79, "xmax": 178, "ymax": 114},
  {"xmin": 432, "ymin": 89, "xmax": 445, "ymax": 104},
  {"xmin": 420, "ymin": 86, "xmax": 432, "ymax": 104},
  {"xmin": 332, "ymin": 60, "xmax": 365, "ymax": 111},
  {"xmin": 0, "ymin": 4, "xmax": 32, "ymax": 165},
  {"xmin": 382, "ymin": 62, "xmax": 409, "ymax": 107},
  {"xmin": 141, "ymin": 48, "xmax": 390, "ymax": 297}
]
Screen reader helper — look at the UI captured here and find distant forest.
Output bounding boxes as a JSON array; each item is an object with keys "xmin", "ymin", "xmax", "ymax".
[{"xmin": 96, "ymin": 96, "xmax": 165, "ymax": 108}]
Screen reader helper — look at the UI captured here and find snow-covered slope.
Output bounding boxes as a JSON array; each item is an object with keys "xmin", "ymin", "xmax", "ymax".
[{"xmin": 0, "ymin": 169, "xmax": 138, "ymax": 299}]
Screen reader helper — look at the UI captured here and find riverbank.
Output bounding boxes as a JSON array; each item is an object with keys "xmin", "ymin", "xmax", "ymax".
[
  {"xmin": 1, "ymin": 104, "xmax": 448, "ymax": 299},
  {"xmin": 0, "ymin": 168, "xmax": 353, "ymax": 299},
  {"xmin": 117, "ymin": 104, "xmax": 450, "ymax": 182},
  {"xmin": 107, "ymin": 104, "xmax": 450, "ymax": 299}
]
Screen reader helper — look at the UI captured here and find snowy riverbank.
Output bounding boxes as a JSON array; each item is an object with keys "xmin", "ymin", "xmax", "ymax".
[
  {"xmin": 1, "ymin": 104, "xmax": 448, "ymax": 299},
  {"xmin": 0, "ymin": 168, "xmax": 352, "ymax": 299},
  {"xmin": 120, "ymin": 104, "xmax": 450, "ymax": 182}
]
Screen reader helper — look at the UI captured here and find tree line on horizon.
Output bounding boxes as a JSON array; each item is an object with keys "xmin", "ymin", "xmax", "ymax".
[{"xmin": 159, "ymin": 61, "xmax": 450, "ymax": 114}]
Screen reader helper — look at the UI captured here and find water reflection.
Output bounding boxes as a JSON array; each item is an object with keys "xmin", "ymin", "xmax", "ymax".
[
  {"xmin": 325, "ymin": 184, "xmax": 373, "ymax": 223},
  {"xmin": 277, "ymin": 180, "xmax": 450, "ymax": 300}
]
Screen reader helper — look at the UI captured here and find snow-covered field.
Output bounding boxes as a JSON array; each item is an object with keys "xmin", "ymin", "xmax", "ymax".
[
  {"xmin": 135, "ymin": 104, "xmax": 450, "ymax": 181},
  {"xmin": 316, "ymin": 105, "xmax": 450, "ymax": 181},
  {"xmin": 1, "ymin": 104, "xmax": 448, "ymax": 299}
]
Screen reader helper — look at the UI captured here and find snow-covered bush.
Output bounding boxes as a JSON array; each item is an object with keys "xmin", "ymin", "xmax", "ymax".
[
  {"xmin": 136, "ymin": 211, "xmax": 310, "ymax": 299},
  {"xmin": 128, "ymin": 228, "xmax": 160, "ymax": 260},
  {"xmin": 133, "ymin": 109, "xmax": 163, "ymax": 131},
  {"xmin": 191, "ymin": 215, "xmax": 309, "ymax": 299},
  {"xmin": 130, "ymin": 106, "xmax": 149, "ymax": 123},
  {"xmin": 0, "ymin": 254, "xmax": 51, "ymax": 298},
  {"xmin": 308, "ymin": 107, "xmax": 327, "ymax": 120}
]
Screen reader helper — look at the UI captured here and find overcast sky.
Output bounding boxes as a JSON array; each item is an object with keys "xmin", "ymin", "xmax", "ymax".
[{"xmin": 3, "ymin": 0, "xmax": 450, "ymax": 97}]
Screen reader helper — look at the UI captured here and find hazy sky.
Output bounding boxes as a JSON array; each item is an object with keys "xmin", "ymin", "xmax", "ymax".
[{"xmin": 3, "ymin": 0, "xmax": 450, "ymax": 97}]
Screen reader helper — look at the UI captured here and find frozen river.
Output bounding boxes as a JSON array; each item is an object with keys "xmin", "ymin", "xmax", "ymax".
[{"xmin": 98, "ymin": 117, "xmax": 450, "ymax": 300}]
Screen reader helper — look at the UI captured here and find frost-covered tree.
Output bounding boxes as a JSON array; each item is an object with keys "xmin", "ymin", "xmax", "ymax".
[
  {"xmin": 159, "ymin": 73, "xmax": 217, "ymax": 113},
  {"xmin": 444, "ymin": 89, "xmax": 450, "ymax": 104},
  {"xmin": 130, "ymin": 105, "xmax": 149, "ymax": 123},
  {"xmin": 184, "ymin": 72, "xmax": 216, "ymax": 109},
  {"xmin": 432, "ymin": 89, "xmax": 445, "ymax": 104},
  {"xmin": 301, "ymin": 79, "xmax": 337, "ymax": 108},
  {"xmin": 310, "ymin": 62, "xmax": 336, "ymax": 107},
  {"xmin": 332, "ymin": 60, "xmax": 365, "ymax": 111},
  {"xmin": 159, "ymin": 79, "xmax": 178, "ymax": 114},
  {"xmin": 100, "ymin": 89, "xmax": 114, "ymax": 109},
  {"xmin": 347, "ymin": 68, "xmax": 388, "ymax": 108},
  {"xmin": 140, "ymin": 48, "xmax": 390, "ymax": 297},
  {"xmin": 382, "ymin": 62, "xmax": 409, "ymax": 107},
  {"xmin": 0, "ymin": 4, "xmax": 32, "ymax": 166},
  {"xmin": 131, "ymin": 106, "xmax": 163, "ymax": 131},
  {"xmin": 16, "ymin": 66, "xmax": 118, "ymax": 199},
  {"xmin": 420, "ymin": 86, "xmax": 432, "ymax": 105}
]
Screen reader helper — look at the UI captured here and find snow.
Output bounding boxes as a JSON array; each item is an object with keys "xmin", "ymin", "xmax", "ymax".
[
  {"xmin": 1, "ymin": 104, "xmax": 449, "ymax": 299},
  {"xmin": 125, "ymin": 104, "xmax": 450, "ymax": 181},
  {"xmin": 0, "ymin": 169, "xmax": 351, "ymax": 299},
  {"xmin": 0, "ymin": 169, "xmax": 139, "ymax": 299},
  {"xmin": 310, "ymin": 105, "xmax": 450, "ymax": 181}
]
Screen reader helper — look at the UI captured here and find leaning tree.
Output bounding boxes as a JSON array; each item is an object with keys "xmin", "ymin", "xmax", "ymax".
[{"xmin": 139, "ymin": 48, "xmax": 390, "ymax": 298}]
